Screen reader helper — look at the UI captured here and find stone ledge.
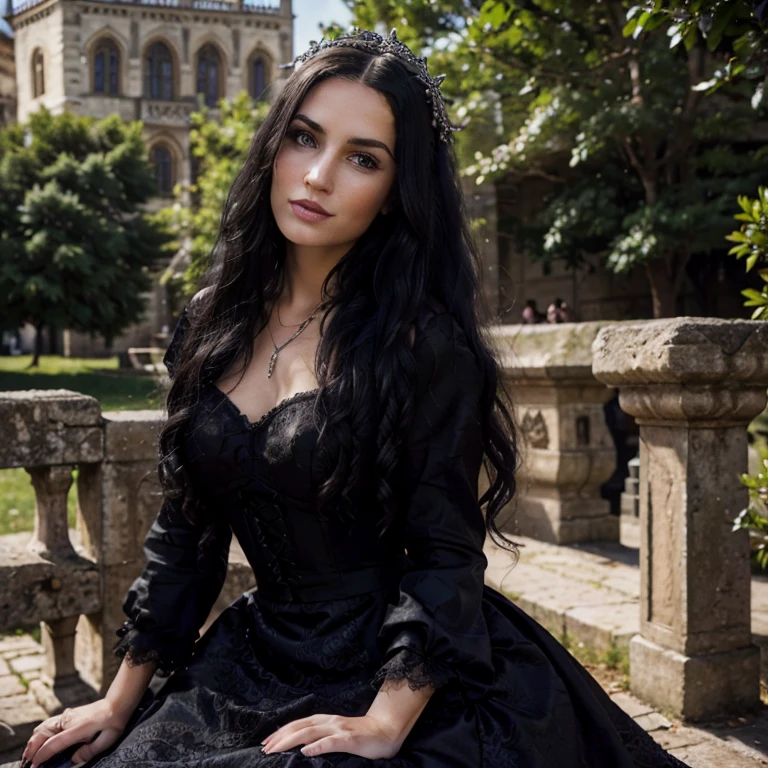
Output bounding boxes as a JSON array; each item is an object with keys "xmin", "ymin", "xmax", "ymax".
[
  {"xmin": 592, "ymin": 318, "xmax": 768, "ymax": 386},
  {"xmin": 0, "ymin": 533, "xmax": 101, "ymax": 630},
  {"xmin": 0, "ymin": 390, "xmax": 104, "ymax": 468}
]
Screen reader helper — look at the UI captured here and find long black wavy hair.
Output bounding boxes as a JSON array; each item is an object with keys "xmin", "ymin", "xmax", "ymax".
[{"xmin": 158, "ymin": 40, "xmax": 520, "ymax": 548}]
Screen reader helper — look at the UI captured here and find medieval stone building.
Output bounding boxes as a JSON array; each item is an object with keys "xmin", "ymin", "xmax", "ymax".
[
  {"xmin": 0, "ymin": 0, "xmax": 16, "ymax": 126},
  {"xmin": 5, "ymin": 0, "xmax": 292, "ymax": 356}
]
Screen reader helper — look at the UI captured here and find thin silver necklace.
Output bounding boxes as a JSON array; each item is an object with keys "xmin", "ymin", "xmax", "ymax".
[{"xmin": 265, "ymin": 302, "xmax": 322, "ymax": 378}]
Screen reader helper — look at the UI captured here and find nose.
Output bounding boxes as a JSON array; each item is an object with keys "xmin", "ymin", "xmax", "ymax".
[{"xmin": 303, "ymin": 151, "xmax": 334, "ymax": 194}]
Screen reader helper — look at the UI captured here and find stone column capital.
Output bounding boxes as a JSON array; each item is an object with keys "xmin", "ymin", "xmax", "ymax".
[{"xmin": 593, "ymin": 318, "xmax": 768, "ymax": 426}]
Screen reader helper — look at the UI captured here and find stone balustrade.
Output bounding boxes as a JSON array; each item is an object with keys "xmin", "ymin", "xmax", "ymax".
[
  {"xmin": 490, "ymin": 321, "xmax": 621, "ymax": 544},
  {"xmin": 593, "ymin": 318, "xmax": 768, "ymax": 721},
  {"xmin": 0, "ymin": 391, "xmax": 255, "ymax": 716}
]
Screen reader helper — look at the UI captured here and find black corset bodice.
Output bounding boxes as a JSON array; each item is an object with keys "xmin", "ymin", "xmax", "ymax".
[{"xmin": 182, "ymin": 384, "xmax": 405, "ymax": 603}]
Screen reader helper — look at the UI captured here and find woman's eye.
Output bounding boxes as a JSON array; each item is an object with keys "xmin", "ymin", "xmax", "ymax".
[
  {"xmin": 288, "ymin": 131, "xmax": 315, "ymax": 147},
  {"xmin": 354, "ymin": 154, "xmax": 379, "ymax": 170}
]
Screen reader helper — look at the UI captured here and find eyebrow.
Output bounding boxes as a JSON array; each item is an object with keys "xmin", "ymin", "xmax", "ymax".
[{"xmin": 293, "ymin": 114, "xmax": 395, "ymax": 161}]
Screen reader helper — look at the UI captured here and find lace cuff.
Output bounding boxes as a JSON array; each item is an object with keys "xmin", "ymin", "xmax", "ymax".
[
  {"xmin": 113, "ymin": 620, "xmax": 190, "ymax": 678},
  {"xmin": 370, "ymin": 647, "xmax": 450, "ymax": 692}
]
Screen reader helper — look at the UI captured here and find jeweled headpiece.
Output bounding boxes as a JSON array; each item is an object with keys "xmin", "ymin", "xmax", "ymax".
[{"xmin": 280, "ymin": 27, "xmax": 462, "ymax": 144}]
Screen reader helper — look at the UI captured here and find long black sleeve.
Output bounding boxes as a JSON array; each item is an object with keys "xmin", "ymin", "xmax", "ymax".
[
  {"xmin": 113, "ymin": 304, "xmax": 231, "ymax": 676},
  {"xmin": 373, "ymin": 311, "xmax": 494, "ymax": 698}
]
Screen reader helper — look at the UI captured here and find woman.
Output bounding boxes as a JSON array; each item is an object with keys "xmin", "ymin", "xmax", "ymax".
[{"xmin": 21, "ymin": 29, "xmax": 688, "ymax": 768}]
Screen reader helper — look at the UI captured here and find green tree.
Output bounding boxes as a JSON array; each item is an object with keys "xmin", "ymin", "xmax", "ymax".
[
  {"xmin": 629, "ymin": 2, "xmax": 768, "ymax": 317},
  {"xmin": 0, "ymin": 107, "xmax": 172, "ymax": 366},
  {"xmin": 156, "ymin": 92, "xmax": 269, "ymax": 300},
  {"xmin": 340, "ymin": 0, "xmax": 768, "ymax": 317}
]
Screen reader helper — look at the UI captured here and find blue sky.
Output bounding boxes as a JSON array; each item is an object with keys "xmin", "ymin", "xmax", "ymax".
[{"xmin": 293, "ymin": 0, "xmax": 352, "ymax": 57}]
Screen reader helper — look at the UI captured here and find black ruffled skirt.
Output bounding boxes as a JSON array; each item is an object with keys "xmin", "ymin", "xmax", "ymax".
[{"xmin": 43, "ymin": 585, "xmax": 689, "ymax": 768}]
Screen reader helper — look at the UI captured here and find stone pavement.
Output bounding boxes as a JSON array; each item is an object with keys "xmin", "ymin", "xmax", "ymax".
[{"xmin": 2, "ymin": 536, "xmax": 768, "ymax": 766}]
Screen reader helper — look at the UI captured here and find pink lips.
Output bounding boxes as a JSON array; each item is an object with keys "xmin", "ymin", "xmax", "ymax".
[{"xmin": 289, "ymin": 199, "xmax": 333, "ymax": 223}]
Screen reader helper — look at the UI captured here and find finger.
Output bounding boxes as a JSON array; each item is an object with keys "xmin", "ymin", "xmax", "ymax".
[
  {"xmin": 301, "ymin": 735, "xmax": 347, "ymax": 757},
  {"xmin": 71, "ymin": 728, "xmax": 120, "ymax": 766},
  {"xmin": 263, "ymin": 725, "xmax": 332, "ymax": 754},
  {"xmin": 23, "ymin": 728, "xmax": 64, "ymax": 767},
  {"xmin": 24, "ymin": 719, "xmax": 63, "ymax": 760},
  {"xmin": 262, "ymin": 716, "xmax": 321, "ymax": 749},
  {"xmin": 30, "ymin": 727, "xmax": 91, "ymax": 768}
]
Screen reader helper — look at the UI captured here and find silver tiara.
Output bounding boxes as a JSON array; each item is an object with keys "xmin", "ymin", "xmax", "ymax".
[{"xmin": 279, "ymin": 27, "xmax": 462, "ymax": 145}]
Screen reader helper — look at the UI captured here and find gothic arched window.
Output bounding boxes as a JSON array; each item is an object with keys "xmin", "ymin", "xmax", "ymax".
[
  {"xmin": 249, "ymin": 54, "xmax": 271, "ymax": 102},
  {"xmin": 144, "ymin": 41, "xmax": 174, "ymax": 100},
  {"xmin": 31, "ymin": 48, "xmax": 45, "ymax": 98},
  {"xmin": 196, "ymin": 44, "xmax": 221, "ymax": 108},
  {"xmin": 150, "ymin": 144, "xmax": 174, "ymax": 196},
  {"xmin": 94, "ymin": 39, "xmax": 120, "ymax": 95}
]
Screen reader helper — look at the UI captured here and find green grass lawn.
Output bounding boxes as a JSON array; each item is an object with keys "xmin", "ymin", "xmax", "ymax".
[
  {"xmin": 0, "ymin": 467, "xmax": 79, "ymax": 535},
  {"xmin": 0, "ymin": 355, "xmax": 167, "ymax": 535},
  {"xmin": 0, "ymin": 355, "xmax": 166, "ymax": 411}
]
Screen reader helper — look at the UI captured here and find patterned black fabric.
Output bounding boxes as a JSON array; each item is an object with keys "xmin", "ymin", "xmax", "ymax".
[{"xmin": 42, "ymin": 307, "xmax": 689, "ymax": 767}]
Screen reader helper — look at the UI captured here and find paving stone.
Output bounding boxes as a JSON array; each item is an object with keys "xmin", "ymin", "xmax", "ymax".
[
  {"xmin": 652, "ymin": 727, "xmax": 705, "ymax": 751},
  {"xmin": 669, "ymin": 740, "xmax": 768, "ymax": 767},
  {"xmin": 610, "ymin": 691, "xmax": 654, "ymax": 719},
  {"xmin": 0, "ymin": 648, "xmax": 43, "ymax": 662},
  {"xmin": 8, "ymin": 656, "xmax": 43, "ymax": 675},
  {"xmin": 0, "ymin": 661, "xmax": 8, "ymax": 678},
  {"xmin": 564, "ymin": 601, "xmax": 639, "ymax": 652},
  {"xmin": 0, "ymin": 677, "xmax": 24, "ymax": 698},
  {"xmin": 0, "ymin": 637, "xmax": 41, "ymax": 655},
  {"xmin": 634, "ymin": 711, "xmax": 673, "ymax": 732},
  {"xmin": 0, "ymin": 693, "xmax": 46, "ymax": 755}
]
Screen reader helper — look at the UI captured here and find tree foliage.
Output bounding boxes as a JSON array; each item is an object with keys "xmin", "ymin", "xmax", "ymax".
[
  {"xmin": 0, "ymin": 107, "xmax": 172, "ymax": 364},
  {"xmin": 338, "ymin": 0, "xmax": 768, "ymax": 317},
  {"xmin": 155, "ymin": 92, "xmax": 269, "ymax": 299},
  {"xmin": 630, "ymin": 0, "xmax": 767, "ymax": 104}
]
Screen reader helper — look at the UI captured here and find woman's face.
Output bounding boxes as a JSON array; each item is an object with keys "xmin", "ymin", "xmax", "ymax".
[{"xmin": 270, "ymin": 78, "xmax": 397, "ymax": 258}]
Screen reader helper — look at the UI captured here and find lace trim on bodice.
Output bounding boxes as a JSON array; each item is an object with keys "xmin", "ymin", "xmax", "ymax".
[{"xmin": 211, "ymin": 384, "xmax": 319, "ymax": 432}]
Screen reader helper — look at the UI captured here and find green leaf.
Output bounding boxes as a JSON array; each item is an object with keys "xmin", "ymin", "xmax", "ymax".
[
  {"xmin": 707, "ymin": 4, "xmax": 737, "ymax": 51},
  {"xmin": 623, "ymin": 17, "xmax": 639, "ymax": 37}
]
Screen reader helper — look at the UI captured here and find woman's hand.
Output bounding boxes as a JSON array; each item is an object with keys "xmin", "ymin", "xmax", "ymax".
[
  {"xmin": 260, "ymin": 713, "xmax": 406, "ymax": 759},
  {"xmin": 22, "ymin": 699, "xmax": 129, "ymax": 768}
]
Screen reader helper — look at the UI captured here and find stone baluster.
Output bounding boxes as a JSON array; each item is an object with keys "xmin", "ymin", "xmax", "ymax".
[
  {"xmin": 30, "ymin": 616, "xmax": 98, "ymax": 713},
  {"xmin": 491, "ymin": 321, "xmax": 619, "ymax": 543},
  {"xmin": 25, "ymin": 465, "xmax": 76, "ymax": 559},
  {"xmin": 593, "ymin": 318, "xmax": 768, "ymax": 720}
]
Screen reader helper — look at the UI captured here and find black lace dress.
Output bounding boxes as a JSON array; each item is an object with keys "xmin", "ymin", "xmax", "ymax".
[{"xmin": 67, "ymin": 306, "xmax": 688, "ymax": 767}]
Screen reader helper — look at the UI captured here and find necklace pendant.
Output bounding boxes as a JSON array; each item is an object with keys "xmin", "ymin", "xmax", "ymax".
[{"xmin": 268, "ymin": 350, "xmax": 278, "ymax": 378}]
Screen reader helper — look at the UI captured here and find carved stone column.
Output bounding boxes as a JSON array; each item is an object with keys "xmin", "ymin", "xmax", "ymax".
[
  {"xmin": 26, "ymin": 465, "xmax": 76, "ymax": 559},
  {"xmin": 593, "ymin": 318, "xmax": 768, "ymax": 720},
  {"xmin": 492, "ymin": 321, "xmax": 620, "ymax": 543},
  {"xmin": 30, "ymin": 616, "xmax": 98, "ymax": 714}
]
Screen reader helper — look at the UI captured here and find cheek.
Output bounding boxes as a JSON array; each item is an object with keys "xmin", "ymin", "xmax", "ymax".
[{"xmin": 339, "ymin": 172, "xmax": 392, "ymax": 218}]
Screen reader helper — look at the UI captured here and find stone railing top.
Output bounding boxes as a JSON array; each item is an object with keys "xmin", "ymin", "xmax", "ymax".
[
  {"xmin": 592, "ymin": 317, "xmax": 768, "ymax": 387},
  {"xmin": 490, "ymin": 320, "xmax": 633, "ymax": 382},
  {"xmin": 0, "ymin": 390, "xmax": 103, "ymax": 468}
]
